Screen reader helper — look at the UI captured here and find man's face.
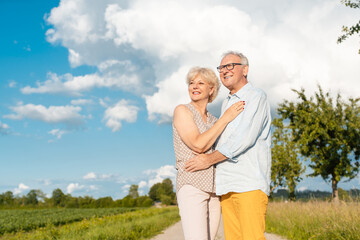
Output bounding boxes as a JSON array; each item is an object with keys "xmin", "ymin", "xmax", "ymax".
[{"xmin": 219, "ymin": 54, "xmax": 248, "ymax": 93}]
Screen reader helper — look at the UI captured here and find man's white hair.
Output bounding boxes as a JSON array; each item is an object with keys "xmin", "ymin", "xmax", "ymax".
[{"xmin": 222, "ymin": 51, "xmax": 249, "ymax": 66}]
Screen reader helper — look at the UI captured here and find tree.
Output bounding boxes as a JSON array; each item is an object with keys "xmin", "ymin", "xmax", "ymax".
[
  {"xmin": 95, "ymin": 197, "xmax": 114, "ymax": 208},
  {"xmin": 25, "ymin": 190, "xmax": 39, "ymax": 205},
  {"xmin": 271, "ymin": 118, "xmax": 305, "ymax": 201},
  {"xmin": 128, "ymin": 184, "xmax": 139, "ymax": 199},
  {"xmin": 51, "ymin": 188, "xmax": 66, "ymax": 207},
  {"xmin": 160, "ymin": 194, "xmax": 173, "ymax": 206},
  {"xmin": 338, "ymin": 188, "xmax": 350, "ymax": 201},
  {"xmin": 158, "ymin": 178, "xmax": 174, "ymax": 197},
  {"xmin": 135, "ymin": 196, "xmax": 154, "ymax": 207},
  {"xmin": 121, "ymin": 195, "xmax": 135, "ymax": 207},
  {"xmin": 2, "ymin": 191, "xmax": 15, "ymax": 206},
  {"xmin": 337, "ymin": 0, "xmax": 360, "ymax": 54},
  {"xmin": 148, "ymin": 178, "xmax": 176, "ymax": 204},
  {"xmin": 25, "ymin": 189, "xmax": 46, "ymax": 206},
  {"xmin": 277, "ymin": 86, "xmax": 360, "ymax": 203},
  {"xmin": 66, "ymin": 196, "xmax": 79, "ymax": 208},
  {"xmin": 159, "ymin": 178, "xmax": 176, "ymax": 205},
  {"xmin": 35, "ymin": 190, "xmax": 47, "ymax": 203},
  {"xmin": 78, "ymin": 196, "xmax": 95, "ymax": 208},
  {"xmin": 149, "ymin": 183, "xmax": 162, "ymax": 201}
]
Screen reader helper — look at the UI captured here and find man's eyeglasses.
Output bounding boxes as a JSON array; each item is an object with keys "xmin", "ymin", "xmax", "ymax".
[{"xmin": 216, "ymin": 63, "xmax": 243, "ymax": 73}]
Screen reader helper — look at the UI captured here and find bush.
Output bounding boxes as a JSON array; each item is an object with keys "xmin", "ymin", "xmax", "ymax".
[{"xmin": 160, "ymin": 195, "xmax": 172, "ymax": 206}]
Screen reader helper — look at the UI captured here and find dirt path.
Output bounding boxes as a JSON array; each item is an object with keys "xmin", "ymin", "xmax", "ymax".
[{"xmin": 151, "ymin": 218, "xmax": 286, "ymax": 240}]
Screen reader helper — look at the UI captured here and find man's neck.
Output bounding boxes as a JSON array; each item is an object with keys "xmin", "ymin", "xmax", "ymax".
[{"xmin": 230, "ymin": 79, "xmax": 248, "ymax": 95}]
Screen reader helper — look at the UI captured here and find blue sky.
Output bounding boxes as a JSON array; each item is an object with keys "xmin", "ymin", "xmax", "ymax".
[{"xmin": 1, "ymin": 0, "xmax": 359, "ymax": 199}]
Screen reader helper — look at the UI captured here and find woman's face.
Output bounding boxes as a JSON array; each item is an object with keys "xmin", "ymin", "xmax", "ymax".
[{"xmin": 188, "ymin": 75, "xmax": 214, "ymax": 102}]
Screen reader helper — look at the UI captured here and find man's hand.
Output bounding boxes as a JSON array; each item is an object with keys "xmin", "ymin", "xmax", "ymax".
[{"xmin": 185, "ymin": 154, "xmax": 211, "ymax": 172}]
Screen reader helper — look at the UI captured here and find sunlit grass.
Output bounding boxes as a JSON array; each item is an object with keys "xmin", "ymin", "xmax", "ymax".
[
  {"xmin": 0, "ymin": 208, "xmax": 135, "ymax": 235},
  {"xmin": 266, "ymin": 200, "xmax": 360, "ymax": 240},
  {"xmin": 1, "ymin": 206, "xmax": 180, "ymax": 240}
]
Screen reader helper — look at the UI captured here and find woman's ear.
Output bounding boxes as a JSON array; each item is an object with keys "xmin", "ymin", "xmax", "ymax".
[{"xmin": 209, "ymin": 86, "xmax": 215, "ymax": 96}]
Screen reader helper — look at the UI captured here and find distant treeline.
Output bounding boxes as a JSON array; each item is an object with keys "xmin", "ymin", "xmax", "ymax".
[
  {"xmin": 0, "ymin": 178, "xmax": 176, "ymax": 209},
  {"xmin": 272, "ymin": 188, "xmax": 360, "ymax": 201}
]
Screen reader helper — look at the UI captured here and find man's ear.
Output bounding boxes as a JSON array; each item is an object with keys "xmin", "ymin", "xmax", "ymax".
[{"xmin": 243, "ymin": 65, "xmax": 249, "ymax": 77}]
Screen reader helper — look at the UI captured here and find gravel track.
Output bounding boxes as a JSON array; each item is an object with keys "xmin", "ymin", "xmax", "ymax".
[{"xmin": 151, "ymin": 217, "xmax": 286, "ymax": 240}]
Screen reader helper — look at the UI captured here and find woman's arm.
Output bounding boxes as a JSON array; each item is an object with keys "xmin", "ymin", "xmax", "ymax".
[{"xmin": 173, "ymin": 101, "xmax": 244, "ymax": 153}]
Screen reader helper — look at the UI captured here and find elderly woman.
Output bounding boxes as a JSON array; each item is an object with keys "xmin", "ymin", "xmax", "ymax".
[{"xmin": 173, "ymin": 67, "xmax": 244, "ymax": 240}]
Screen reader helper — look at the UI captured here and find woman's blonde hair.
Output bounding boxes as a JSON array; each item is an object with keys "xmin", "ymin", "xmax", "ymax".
[{"xmin": 186, "ymin": 67, "xmax": 220, "ymax": 103}]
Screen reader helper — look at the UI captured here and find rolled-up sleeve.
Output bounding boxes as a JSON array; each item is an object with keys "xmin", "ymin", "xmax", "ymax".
[{"xmin": 217, "ymin": 91, "xmax": 270, "ymax": 161}]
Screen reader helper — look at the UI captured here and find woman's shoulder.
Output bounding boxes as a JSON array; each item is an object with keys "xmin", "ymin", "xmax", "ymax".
[
  {"xmin": 175, "ymin": 103, "xmax": 190, "ymax": 111},
  {"xmin": 174, "ymin": 104, "xmax": 193, "ymax": 117}
]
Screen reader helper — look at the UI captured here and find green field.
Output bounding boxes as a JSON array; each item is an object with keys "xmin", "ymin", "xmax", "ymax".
[
  {"xmin": 0, "ymin": 207, "xmax": 180, "ymax": 239},
  {"xmin": 3, "ymin": 201, "xmax": 358, "ymax": 240},
  {"xmin": 266, "ymin": 201, "xmax": 360, "ymax": 240},
  {"xmin": 0, "ymin": 208, "xmax": 136, "ymax": 235}
]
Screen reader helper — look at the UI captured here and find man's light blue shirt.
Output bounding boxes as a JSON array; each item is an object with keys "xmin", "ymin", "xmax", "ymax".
[{"xmin": 215, "ymin": 82, "xmax": 272, "ymax": 196}]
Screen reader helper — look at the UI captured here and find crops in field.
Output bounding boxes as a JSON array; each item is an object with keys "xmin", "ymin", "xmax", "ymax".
[
  {"xmin": 266, "ymin": 201, "xmax": 360, "ymax": 240},
  {"xmin": 0, "ymin": 208, "xmax": 135, "ymax": 235},
  {"xmin": 0, "ymin": 207, "xmax": 180, "ymax": 240}
]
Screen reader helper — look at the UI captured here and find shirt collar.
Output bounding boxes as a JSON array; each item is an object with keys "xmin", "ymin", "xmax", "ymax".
[{"xmin": 227, "ymin": 82, "xmax": 252, "ymax": 99}]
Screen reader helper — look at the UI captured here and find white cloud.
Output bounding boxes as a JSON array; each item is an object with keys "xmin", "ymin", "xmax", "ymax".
[
  {"xmin": 71, "ymin": 98, "xmax": 93, "ymax": 105},
  {"xmin": 21, "ymin": 68, "xmax": 143, "ymax": 96},
  {"xmin": 68, "ymin": 49, "xmax": 82, "ymax": 67},
  {"xmin": 41, "ymin": 179, "xmax": 52, "ymax": 186},
  {"xmin": 83, "ymin": 172, "xmax": 116, "ymax": 181},
  {"xmin": 0, "ymin": 121, "xmax": 10, "ymax": 135},
  {"xmin": 99, "ymin": 97, "xmax": 111, "ymax": 108},
  {"xmin": 138, "ymin": 180, "xmax": 147, "ymax": 189},
  {"xmin": 144, "ymin": 66, "xmax": 190, "ymax": 123},
  {"xmin": 43, "ymin": 0, "xmax": 360, "ymax": 122},
  {"xmin": 83, "ymin": 172, "xmax": 97, "ymax": 180},
  {"xmin": 0, "ymin": 121, "xmax": 10, "ymax": 129},
  {"xmin": 8, "ymin": 80, "xmax": 17, "ymax": 88},
  {"xmin": 144, "ymin": 165, "xmax": 176, "ymax": 188},
  {"xmin": 67, "ymin": 183, "xmax": 85, "ymax": 194},
  {"xmin": 104, "ymin": 2, "xmax": 257, "ymax": 59},
  {"xmin": 297, "ymin": 186, "xmax": 309, "ymax": 192},
  {"xmin": 23, "ymin": 45, "xmax": 31, "ymax": 52},
  {"xmin": 4, "ymin": 103, "xmax": 85, "ymax": 126},
  {"xmin": 103, "ymin": 99, "xmax": 139, "ymax": 132},
  {"xmin": 14, "ymin": 183, "xmax": 30, "ymax": 195},
  {"xmin": 21, "ymin": 72, "xmax": 102, "ymax": 96},
  {"xmin": 48, "ymin": 129, "xmax": 67, "ymax": 139},
  {"xmin": 122, "ymin": 184, "xmax": 130, "ymax": 194},
  {"xmin": 100, "ymin": 174, "xmax": 114, "ymax": 179},
  {"xmin": 45, "ymin": 0, "xmax": 104, "ymax": 45}
]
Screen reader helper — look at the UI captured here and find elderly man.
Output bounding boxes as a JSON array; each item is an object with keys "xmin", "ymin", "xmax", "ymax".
[{"xmin": 185, "ymin": 51, "xmax": 271, "ymax": 240}]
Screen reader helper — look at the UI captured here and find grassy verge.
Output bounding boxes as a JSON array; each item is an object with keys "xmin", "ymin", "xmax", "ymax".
[
  {"xmin": 1, "ymin": 206, "xmax": 180, "ymax": 240},
  {"xmin": 266, "ymin": 201, "xmax": 360, "ymax": 240},
  {"xmin": 0, "ymin": 208, "xmax": 135, "ymax": 235}
]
